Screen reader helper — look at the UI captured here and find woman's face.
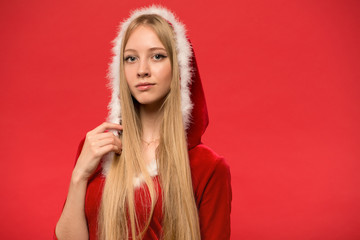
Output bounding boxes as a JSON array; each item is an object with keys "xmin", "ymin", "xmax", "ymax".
[{"xmin": 124, "ymin": 25, "xmax": 172, "ymax": 107}]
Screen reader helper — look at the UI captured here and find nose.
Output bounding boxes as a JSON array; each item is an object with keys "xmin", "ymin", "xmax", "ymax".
[{"xmin": 137, "ymin": 59, "xmax": 150, "ymax": 78}]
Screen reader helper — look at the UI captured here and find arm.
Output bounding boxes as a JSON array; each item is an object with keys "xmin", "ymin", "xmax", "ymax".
[
  {"xmin": 55, "ymin": 173, "xmax": 89, "ymax": 240},
  {"xmin": 54, "ymin": 122, "xmax": 123, "ymax": 240},
  {"xmin": 198, "ymin": 158, "xmax": 232, "ymax": 240}
]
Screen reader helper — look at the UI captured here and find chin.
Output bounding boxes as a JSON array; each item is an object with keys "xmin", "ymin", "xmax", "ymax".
[
  {"xmin": 133, "ymin": 96, "xmax": 167, "ymax": 108},
  {"xmin": 139, "ymin": 99, "xmax": 161, "ymax": 106}
]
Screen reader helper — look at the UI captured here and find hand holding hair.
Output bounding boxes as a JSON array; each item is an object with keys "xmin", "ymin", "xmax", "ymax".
[{"xmin": 72, "ymin": 122, "xmax": 123, "ymax": 182}]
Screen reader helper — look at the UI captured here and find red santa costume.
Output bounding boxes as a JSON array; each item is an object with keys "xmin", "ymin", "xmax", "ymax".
[{"xmin": 54, "ymin": 5, "xmax": 232, "ymax": 240}]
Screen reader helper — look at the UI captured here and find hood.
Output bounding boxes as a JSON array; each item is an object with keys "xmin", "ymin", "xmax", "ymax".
[{"xmin": 103, "ymin": 5, "xmax": 208, "ymax": 174}]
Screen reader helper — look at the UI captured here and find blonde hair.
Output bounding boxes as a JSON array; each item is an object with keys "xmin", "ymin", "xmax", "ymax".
[{"xmin": 99, "ymin": 14, "xmax": 201, "ymax": 240}]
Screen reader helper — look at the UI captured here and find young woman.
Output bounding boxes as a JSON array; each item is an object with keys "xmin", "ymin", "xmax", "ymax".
[{"xmin": 54, "ymin": 6, "xmax": 232, "ymax": 240}]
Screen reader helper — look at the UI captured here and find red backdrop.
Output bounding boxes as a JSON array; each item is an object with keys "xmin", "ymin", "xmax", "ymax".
[{"xmin": 0, "ymin": 0, "xmax": 359, "ymax": 239}]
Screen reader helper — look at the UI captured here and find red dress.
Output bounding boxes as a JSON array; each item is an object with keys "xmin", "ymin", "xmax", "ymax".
[{"xmin": 54, "ymin": 139, "xmax": 231, "ymax": 240}]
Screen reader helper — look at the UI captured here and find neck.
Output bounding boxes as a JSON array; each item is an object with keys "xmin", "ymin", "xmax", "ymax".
[{"xmin": 139, "ymin": 100, "xmax": 164, "ymax": 141}]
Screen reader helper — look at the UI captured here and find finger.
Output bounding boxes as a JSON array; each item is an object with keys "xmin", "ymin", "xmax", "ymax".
[
  {"xmin": 113, "ymin": 135, "xmax": 122, "ymax": 149},
  {"xmin": 114, "ymin": 148, "xmax": 122, "ymax": 155},
  {"xmin": 93, "ymin": 138, "xmax": 116, "ymax": 148},
  {"xmin": 114, "ymin": 145, "xmax": 122, "ymax": 154},
  {"xmin": 95, "ymin": 131, "xmax": 115, "ymax": 141},
  {"xmin": 94, "ymin": 144, "xmax": 119, "ymax": 157},
  {"xmin": 92, "ymin": 122, "xmax": 123, "ymax": 134},
  {"xmin": 101, "ymin": 135, "xmax": 122, "ymax": 151}
]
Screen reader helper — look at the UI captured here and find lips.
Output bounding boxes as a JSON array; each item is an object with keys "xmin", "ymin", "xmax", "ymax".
[{"xmin": 136, "ymin": 82, "xmax": 155, "ymax": 90}]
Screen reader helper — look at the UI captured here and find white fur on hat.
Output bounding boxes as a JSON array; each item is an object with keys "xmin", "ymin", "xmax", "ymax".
[{"xmin": 102, "ymin": 5, "xmax": 194, "ymax": 176}]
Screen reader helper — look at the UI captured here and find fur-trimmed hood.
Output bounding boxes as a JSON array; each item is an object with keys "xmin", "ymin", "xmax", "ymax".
[{"xmin": 103, "ymin": 5, "xmax": 209, "ymax": 176}]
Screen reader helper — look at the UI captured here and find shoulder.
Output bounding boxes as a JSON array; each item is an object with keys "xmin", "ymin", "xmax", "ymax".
[
  {"xmin": 189, "ymin": 143, "xmax": 230, "ymax": 175},
  {"xmin": 189, "ymin": 144, "xmax": 231, "ymax": 202}
]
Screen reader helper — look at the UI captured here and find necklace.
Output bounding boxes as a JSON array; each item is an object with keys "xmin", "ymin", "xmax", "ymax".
[{"xmin": 141, "ymin": 138, "xmax": 159, "ymax": 146}]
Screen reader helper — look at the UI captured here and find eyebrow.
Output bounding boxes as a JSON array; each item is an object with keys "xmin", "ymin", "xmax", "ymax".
[{"xmin": 124, "ymin": 47, "xmax": 166, "ymax": 52}]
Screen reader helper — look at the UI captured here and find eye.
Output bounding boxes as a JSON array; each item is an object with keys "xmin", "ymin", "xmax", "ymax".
[
  {"xmin": 124, "ymin": 56, "xmax": 137, "ymax": 63},
  {"xmin": 153, "ymin": 54, "xmax": 167, "ymax": 61}
]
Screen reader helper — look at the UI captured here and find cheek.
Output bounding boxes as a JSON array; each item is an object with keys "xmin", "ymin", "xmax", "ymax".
[
  {"xmin": 155, "ymin": 62, "xmax": 172, "ymax": 84},
  {"xmin": 124, "ymin": 66, "xmax": 135, "ymax": 85},
  {"xmin": 124, "ymin": 67, "xmax": 137, "ymax": 97}
]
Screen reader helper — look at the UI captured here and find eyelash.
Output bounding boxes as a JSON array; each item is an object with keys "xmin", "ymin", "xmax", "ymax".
[
  {"xmin": 124, "ymin": 56, "xmax": 137, "ymax": 62},
  {"xmin": 153, "ymin": 54, "xmax": 166, "ymax": 60},
  {"xmin": 124, "ymin": 54, "xmax": 167, "ymax": 62}
]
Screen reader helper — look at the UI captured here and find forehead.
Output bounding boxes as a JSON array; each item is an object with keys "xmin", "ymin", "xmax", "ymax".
[{"xmin": 125, "ymin": 25, "xmax": 165, "ymax": 50}]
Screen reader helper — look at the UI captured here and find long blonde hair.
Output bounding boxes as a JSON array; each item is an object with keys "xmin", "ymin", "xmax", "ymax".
[{"xmin": 99, "ymin": 14, "xmax": 201, "ymax": 240}]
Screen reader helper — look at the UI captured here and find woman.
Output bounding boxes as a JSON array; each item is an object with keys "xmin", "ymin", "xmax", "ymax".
[{"xmin": 54, "ymin": 5, "xmax": 232, "ymax": 240}]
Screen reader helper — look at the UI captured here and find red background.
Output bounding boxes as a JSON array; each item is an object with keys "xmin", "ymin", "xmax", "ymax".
[{"xmin": 1, "ymin": 0, "xmax": 359, "ymax": 239}]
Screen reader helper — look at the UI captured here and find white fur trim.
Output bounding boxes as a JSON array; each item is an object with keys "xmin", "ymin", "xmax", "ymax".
[
  {"xmin": 102, "ymin": 5, "xmax": 194, "ymax": 177},
  {"xmin": 133, "ymin": 159, "xmax": 158, "ymax": 188},
  {"xmin": 102, "ymin": 158, "xmax": 158, "ymax": 188}
]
